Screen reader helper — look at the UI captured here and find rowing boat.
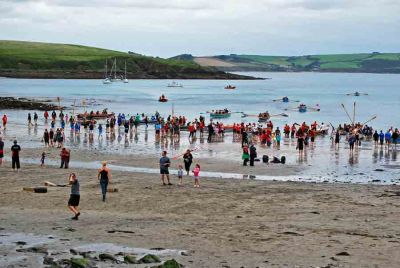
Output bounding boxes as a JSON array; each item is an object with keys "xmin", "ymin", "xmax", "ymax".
[
  {"xmin": 77, "ymin": 113, "xmax": 114, "ymax": 120},
  {"xmin": 210, "ymin": 112, "xmax": 231, "ymax": 119}
]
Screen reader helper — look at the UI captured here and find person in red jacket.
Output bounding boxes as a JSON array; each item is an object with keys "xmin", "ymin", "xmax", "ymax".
[
  {"xmin": 2, "ymin": 114, "xmax": 7, "ymax": 129},
  {"xmin": 60, "ymin": 148, "xmax": 70, "ymax": 169}
]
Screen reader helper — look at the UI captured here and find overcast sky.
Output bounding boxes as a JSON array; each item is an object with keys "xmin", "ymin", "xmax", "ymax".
[{"xmin": 1, "ymin": 0, "xmax": 400, "ymax": 57}]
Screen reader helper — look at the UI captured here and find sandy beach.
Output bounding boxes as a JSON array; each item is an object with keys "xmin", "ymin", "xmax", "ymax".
[{"xmin": 1, "ymin": 147, "xmax": 400, "ymax": 267}]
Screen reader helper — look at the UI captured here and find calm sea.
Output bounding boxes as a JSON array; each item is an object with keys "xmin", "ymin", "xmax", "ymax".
[{"xmin": 1, "ymin": 72, "xmax": 399, "ymax": 129}]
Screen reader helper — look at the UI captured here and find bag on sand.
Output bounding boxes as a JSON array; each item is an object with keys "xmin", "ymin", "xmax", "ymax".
[{"xmin": 262, "ymin": 155, "xmax": 269, "ymax": 163}]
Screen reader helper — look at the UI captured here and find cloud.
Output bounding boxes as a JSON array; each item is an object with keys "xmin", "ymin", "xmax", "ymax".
[{"xmin": 0, "ymin": 0, "xmax": 399, "ymax": 57}]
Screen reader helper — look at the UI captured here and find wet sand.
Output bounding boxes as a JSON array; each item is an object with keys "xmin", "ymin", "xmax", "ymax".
[{"xmin": 1, "ymin": 155, "xmax": 400, "ymax": 267}]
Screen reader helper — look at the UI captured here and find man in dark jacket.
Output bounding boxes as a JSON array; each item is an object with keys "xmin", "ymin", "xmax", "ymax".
[
  {"xmin": 11, "ymin": 140, "xmax": 21, "ymax": 171},
  {"xmin": 249, "ymin": 144, "xmax": 257, "ymax": 166}
]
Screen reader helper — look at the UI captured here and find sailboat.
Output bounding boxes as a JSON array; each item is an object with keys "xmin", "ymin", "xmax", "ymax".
[
  {"xmin": 123, "ymin": 61, "xmax": 129, "ymax": 83},
  {"xmin": 103, "ymin": 59, "xmax": 111, "ymax": 84},
  {"xmin": 110, "ymin": 58, "xmax": 118, "ymax": 82}
]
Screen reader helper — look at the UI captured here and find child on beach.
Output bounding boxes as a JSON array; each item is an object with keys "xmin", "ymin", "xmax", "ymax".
[
  {"xmin": 40, "ymin": 151, "xmax": 46, "ymax": 167},
  {"xmin": 192, "ymin": 164, "xmax": 201, "ymax": 188},
  {"xmin": 177, "ymin": 165, "xmax": 184, "ymax": 185}
]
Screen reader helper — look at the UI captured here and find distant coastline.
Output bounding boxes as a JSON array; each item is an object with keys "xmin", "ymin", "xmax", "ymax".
[
  {"xmin": 0, "ymin": 40, "xmax": 261, "ymax": 80},
  {"xmin": 0, "ymin": 70, "xmax": 261, "ymax": 80},
  {"xmin": 171, "ymin": 53, "xmax": 400, "ymax": 74}
]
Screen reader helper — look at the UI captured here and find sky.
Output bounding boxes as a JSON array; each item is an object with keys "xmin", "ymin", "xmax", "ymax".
[{"xmin": 1, "ymin": 0, "xmax": 400, "ymax": 57}]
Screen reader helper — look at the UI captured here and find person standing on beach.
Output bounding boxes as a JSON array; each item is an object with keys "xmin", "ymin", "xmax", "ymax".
[
  {"xmin": 0, "ymin": 137, "xmax": 4, "ymax": 167},
  {"xmin": 68, "ymin": 173, "xmax": 80, "ymax": 220},
  {"xmin": 33, "ymin": 112, "xmax": 38, "ymax": 125},
  {"xmin": 192, "ymin": 164, "xmax": 201, "ymax": 188},
  {"xmin": 242, "ymin": 145, "xmax": 250, "ymax": 166},
  {"xmin": 160, "ymin": 151, "xmax": 171, "ymax": 185},
  {"xmin": 11, "ymin": 140, "xmax": 21, "ymax": 171},
  {"xmin": 43, "ymin": 129, "xmax": 50, "ymax": 147},
  {"xmin": 334, "ymin": 130, "xmax": 340, "ymax": 148},
  {"xmin": 2, "ymin": 114, "xmax": 7, "ymax": 129},
  {"xmin": 297, "ymin": 133, "xmax": 305, "ymax": 155},
  {"xmin": 249, "ymin": 144, "xmax": 257, "ymax": 166},
  {"xmin": 373, "ymin": 130, "xmax": 379, "ymax": 146},
  {"xmin": 379, "ymin": 130, "xmax": 385, "ymax": 146},
  {"xmin": 392, "ymin": 128, "xmax": 399, "ymax": 148},
  {"xmin": 183, "ymin": 149, "xmax": 193, "ymax": 175},
  {"xmin": 60, "ymin": 148, "xmax": 70, "ymax": 169},
  {"xmin": 98, "ymin": 161, "xmax": 111, "ymax": 202},
  {"xmin": 349, "ymin": 134, "xmax": 356, "ymax": 152},
  {"xmin": 27, "ymin": 113, "xmax": 32, "ymax": 126}
]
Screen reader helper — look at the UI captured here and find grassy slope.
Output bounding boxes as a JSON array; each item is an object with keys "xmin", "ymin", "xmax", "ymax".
[
  {"xmin": 0, "ymin": 40, "xmax": 253, "ymax": 79},
  {"xmin": 206, "ymin": 53, "xmax": 400, "ymax": 73}
]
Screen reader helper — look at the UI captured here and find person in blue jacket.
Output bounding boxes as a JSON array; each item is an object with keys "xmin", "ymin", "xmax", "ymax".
[{"xmin": 379, "ymin": 130, "xmax": 385, "ymax": 146}]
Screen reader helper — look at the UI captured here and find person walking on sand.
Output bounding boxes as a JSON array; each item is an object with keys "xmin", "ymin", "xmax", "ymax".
[
  {"xmin": 183, "ymin": 149, "xmax": 193, "ymax": 176},
  {"xmin": 68, "ymin": 173, "xmax": 80, "ymax": 220},
  {"xmin": 11, "ymin": 140, "xmax": 21, "ymax": 171},
  {"xmin": 40, "ymin": 151, "xmax": 46, "ymax": 167},
  {"xmin": 159, "ymin": 151, "xmax": 171, "ymax": 185},
  {"xmin": 192, "ymin": 164, "xmax": 201, "ymax": 188},
  {"xmin": 0, "ymin": 137, "xmax": 4, "ymax": 167},
  {"xmin": 98, "ymin": 161, "xmax": 111, "ymax": 202}
]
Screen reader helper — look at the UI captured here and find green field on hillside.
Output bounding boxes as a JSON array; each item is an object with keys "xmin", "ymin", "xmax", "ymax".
[
  {"xmin": 208, "ymin": 53, "xmax": 400, "ymax": 72},
  {"xmin": 0, "ymin": 40, "xmax": 250, "ymax": 79}
]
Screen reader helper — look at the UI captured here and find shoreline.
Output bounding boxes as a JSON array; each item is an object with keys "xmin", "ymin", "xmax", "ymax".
[{"xmin": 0, "ymin": 71, "xmax": 263, "ymax": 80}]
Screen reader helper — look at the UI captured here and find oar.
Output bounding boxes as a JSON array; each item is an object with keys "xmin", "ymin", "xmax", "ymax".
[
  {"xmin": 309, "ymin": 107, "xmax": 321, "ymax": 112},
  {"xmin": 270, "ymin": 113, "xmax": 289, "ymax": 117},
  {"xmin": 352, "ymin": 101, "xmax": 356, "ymax": 125},
  {"xmin": 361, "ymin": 115, "xmax": 377, "ymax": 126},
  {"xmin": 242, "ymin": 114, "xmax": 259, "ymax": 118},
  {"xmin": 341, "ymin": 103, "xmax": 353, "ymax": 124}
]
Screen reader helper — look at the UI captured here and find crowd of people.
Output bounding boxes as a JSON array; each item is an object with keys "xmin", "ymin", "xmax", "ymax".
[{"xmin": 1, "ymin": 109, "xmax": 400, "ymax": 221}]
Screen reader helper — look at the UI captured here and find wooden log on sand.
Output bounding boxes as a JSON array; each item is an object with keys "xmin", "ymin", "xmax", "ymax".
[{"xmin": 23, "ymin": 187, "xmax": 47, "ymax": 193}]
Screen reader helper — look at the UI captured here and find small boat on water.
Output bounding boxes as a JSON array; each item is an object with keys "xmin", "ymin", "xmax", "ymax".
[
  {"xmin": 298, "ymin": 104, "xmax": 307, "ymax": 113},
  {"xmin": 77, "ymin": 112, "xmax": 114, "ymax": 120},
  {"xmin": 224, "ymin": 85, "xmax": 236, "ymax": 90},
  {"xmin": 167, "ymin": 81, "xmax": 183, "ymax": 88},
  {"xmin": 158, "ymin": 95, "xmax": 168, "ymax": 102},
  {"xmin": 347, "ymin": 91, "xmax": 368, "ymax": 96},
  {"xmin": 210, "ymin": 109, "xmax": 231, "ymax": 119},
  {"xmin": 315, "ymin": 125, "xmax": 330, "ymax": 135},
  {"xmin": 258, "ymin": 112, "xmax": 271, "ymax": 122}
]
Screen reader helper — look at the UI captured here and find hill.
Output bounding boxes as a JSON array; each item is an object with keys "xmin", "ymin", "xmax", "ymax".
[
  {"xmin": 0, "ymin": 41, "xmax": 257, "ymax": 79},
  {"xmin": 183, "ymin": 53, "xmax": 400, "ymax": 73}
]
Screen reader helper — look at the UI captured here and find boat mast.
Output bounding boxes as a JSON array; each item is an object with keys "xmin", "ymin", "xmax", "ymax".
[
  {"xmin": 125, "ymin": 61, "xmax": 127, "ymax": 79},
  {"xmin": 105, "ymin": 58, "xmax": 108, "ymax": 79},
  {"xmin": 114, "ymin": 58, "xmax": 117, "ymax": 80}
]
